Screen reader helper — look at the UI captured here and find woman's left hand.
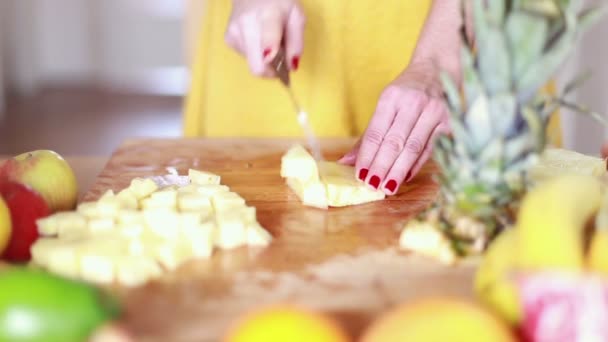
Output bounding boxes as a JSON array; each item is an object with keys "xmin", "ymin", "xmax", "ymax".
[{"xmin": 339, "ymin": 62, "xmax": 451, "ymax": 195}]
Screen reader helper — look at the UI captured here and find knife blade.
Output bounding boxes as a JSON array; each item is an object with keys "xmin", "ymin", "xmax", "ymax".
[{"xmin": 270, "ymin": 47, "xmax": 326, "ymax": 175}]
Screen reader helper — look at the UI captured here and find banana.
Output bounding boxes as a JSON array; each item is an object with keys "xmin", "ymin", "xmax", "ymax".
[{"xmin": 515, "ymin": 174, "xmax": 603, "ymax": 271}]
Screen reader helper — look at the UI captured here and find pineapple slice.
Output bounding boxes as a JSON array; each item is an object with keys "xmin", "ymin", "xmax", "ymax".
[
  {"xmin": 281, "ymin": 145, "xmax": 385, "ymax": 208},
  {"xmin": 280, "ymin": 144, "xmax": 321, "ymax": 182},
  {"xmin": 188, "ymin": 169, "xmax": 221, "ymax": 185}
]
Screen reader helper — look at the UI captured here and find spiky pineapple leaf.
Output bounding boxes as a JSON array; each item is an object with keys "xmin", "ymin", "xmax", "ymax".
[
  {"xmin": 506, "ymin": 12, "xmax": 549, "ymax": 78},
  {"xmin": 517, "ymin": 11, "xmax": 576, "ymax": 100},
  {"xmin": 487, "ymin": 0, "xmax": 507, "ymax": 26},
  {"xmin": 578, "ymin": 5, "xmax": 607, "ymax": 32},
  {"xmin": 440, "ymin": 71, "xmax": 462, "ymax": 114},
  {"xmin": 478, "ymin": 26, "xmax": 512, "ymax": 95},
  {"xmin": 521, "ymin": 106, "xmax": 546, "ymax": 150},
  {"xmin": 461, "ymin": 47, "xmax": 483, "ymax": 106},
  {"xmin": 465, "ymin": 94, "xmax": 492, "ymax": 149},
  {"xmin": 489, "ymin": 94, "xmax": 517, "ymax": 136}
]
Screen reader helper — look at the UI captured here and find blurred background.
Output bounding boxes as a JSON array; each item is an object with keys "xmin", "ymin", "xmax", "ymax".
[{"xmin": 0, "ymin": 0, "xmax": 607, "ymax": 157}]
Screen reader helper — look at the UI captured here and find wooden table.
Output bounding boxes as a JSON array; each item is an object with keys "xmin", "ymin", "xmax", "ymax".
[{"xmin": 84, "ymin": 138, "xmax": 477, "ymax": 342}]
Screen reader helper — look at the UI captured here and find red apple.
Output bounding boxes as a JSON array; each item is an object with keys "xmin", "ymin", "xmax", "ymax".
[
  {"xmin": 0, "ymin": 150, "xmax": 78, "ymax": 212},
  {"xmin": 0, "ymin": 197, "xmax": 11, "ymax": 255},
  {"xmin": 0, "ymin": 180, "xmax": 51, "ymax": 262}
]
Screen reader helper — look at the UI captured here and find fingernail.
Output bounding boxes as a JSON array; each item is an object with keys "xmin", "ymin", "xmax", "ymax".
[
  {"xmin": 369, "ymin": 175, "xmax": 381, "ymax": 189},
  {"xmin": 385, "ymin": 179, "xmax": 398, "ymax": 193},
  {"xmin": 405, "ymin": 171, "xmax": 413, "ymax": 182},
  {"xmin": 263, "ymin": 48, "xmax": 272, "ymax": 58},
  {"xmin": 358, "ymin": 168, "xmax": 369, "ymax": 181},
  {"xmin": 291, "ymin": 56, "xmax": 300, "ymax": 70}
]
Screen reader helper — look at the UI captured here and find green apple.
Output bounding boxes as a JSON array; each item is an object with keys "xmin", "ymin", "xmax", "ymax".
[
  {"xmin": 0, "ymin": 197, "xmax": 11, "ymax": 255},
  {"xmin": 0, "ymin": 150, "xmax": 78, "ymax": 212}
]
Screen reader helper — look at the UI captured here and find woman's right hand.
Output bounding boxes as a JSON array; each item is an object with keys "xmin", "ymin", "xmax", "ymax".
[{"xmin": 225, "ymin": 0, "xmax": 306, "ymax": 77}]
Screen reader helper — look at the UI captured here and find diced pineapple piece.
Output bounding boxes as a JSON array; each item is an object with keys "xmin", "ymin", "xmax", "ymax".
[
  {"xmin": 36, "ymin": 212, "xmax": 88, "ymax": 237},
  {"xmin": 182, "ymin": 221, "xmax": 215, "ymax": 258},
  {"xmin": 88, "ymin": 217, "xmax": 115, "ymax": 235},
  {"xmin": 154, "ymin": 241, "xmax": 193, "ymax": 270},
  {"xmin": 150, "ymin": 190, "xmax": 177, "ymax": 207},
  {"xmin": 322, "ymin": 162, "xmax": 385, "ymax": 207},
  {"xmin": 117, "ymin": 209, "xmax": 143, "ymax": 225},
  {"xmin": 99, "ymin": 189, "xmax": 115, "ymax": 200},
  {"xmin": 177, "ymin": 192, "xmax": 213, "ymax": 212},
  {"xmin": 80, "ymin": 254, "xmax": 115, "ymax": 284},
  {"xmin": 188, "ymin": 169, "xmax": 221, "ymax": 185},
  {"xmin": 215, "ymin": 216, "xmax": 247, "ymax": 249},
  {"xmin": 280, "ymin": 144, "xmax": 321, "ymax": 182},
  {"xmin": 116, "ymin": 189, "xmax": 139, "ymax": 209},
  {"xmin": 215, "ymin": 205, "xmax": 256, "ymax": 223},
  {"xmin": 178, "ymin": 212, "xmax": 204, "ymax": 230},
  {"xmin": 143, "ymin": 209, "xmax": 180, "ymax": 240},
  {"xmin": 118, "ymin": 223, "xmax": 145, "ymax": 239},
  {"xmin": 77, "ymin": 202, "xmax": 99, "ymax": 219},
  {"xmin": 117, "ymin": 256, "xmax": 162, "ymax": 287},
  {"xmin": 211, "ymin": 192, "xmax": 246, "ymax": 211},
  {"xmin": 247, "ymin": 222, "xmax": 273, "ymax": 247},
  {"xmin": 128, "ymin": 178, "xmax": 158, "ymax": 199},
  {"xmin": 286, "ymin": 178, "xmax": 328, "ymax": 209},
  {"xmin": 176, "ymin": 184, "xmax": 200, "ymax": 193},
  {"xmin": 33, "ymin": 237, "xmax": 83, "ymax": 279},
  {"xmin": 96, "ymin": 198, "xmax": 121, "ymax": 218}
]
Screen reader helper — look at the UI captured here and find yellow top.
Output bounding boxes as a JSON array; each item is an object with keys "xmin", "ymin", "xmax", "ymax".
[{"xmin": 183, "ymin": 0, "xmax": 562, "ymax": 146}]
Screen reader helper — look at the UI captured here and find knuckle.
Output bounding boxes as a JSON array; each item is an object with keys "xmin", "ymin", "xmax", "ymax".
[
  {"xmin": 383, "ymin": 134, "xmax": 406, "ymax": 154},
  {"xmin": 363, "ymin": 129, "xmax": 384, "ymax": 147},
  {"xmin": 405, "ymin": 137, "xmax": 424, "ymax": 154},
  {"xmin": 381, "ymin": 85, "xmax": 402, "ymax": 102}
]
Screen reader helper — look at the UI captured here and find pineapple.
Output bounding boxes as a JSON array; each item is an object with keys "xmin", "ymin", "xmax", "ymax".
[{"xmin": 399, "ymin": 0, "xmax": 606, "ymax": 263}]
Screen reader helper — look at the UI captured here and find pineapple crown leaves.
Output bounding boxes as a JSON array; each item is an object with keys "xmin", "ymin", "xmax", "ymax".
[{"xmin": 432, "ymin": 0, "xmax": 605, "ymax": 219}]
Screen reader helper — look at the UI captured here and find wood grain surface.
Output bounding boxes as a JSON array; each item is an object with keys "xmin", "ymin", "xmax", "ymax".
[{"xmin": 85, "ymin": 138, "xmax": 478, "ymax": 342}]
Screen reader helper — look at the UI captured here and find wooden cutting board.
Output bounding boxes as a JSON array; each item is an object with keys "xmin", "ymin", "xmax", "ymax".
[{"xmin": 85, "ymin": 138, "xmax": 478, "ymax": 342}]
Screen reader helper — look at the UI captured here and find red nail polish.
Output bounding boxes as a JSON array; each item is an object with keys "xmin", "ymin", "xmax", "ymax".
[
  {"xmin": 369, "ymin": 175, "xmax": 381, "ymax": 189},
  {"xmin": 358, "ymin": 168, "xmax": 369, "ymax": 181},
  {"xmin": 405, "ymin": 171, "xmax": 413, "ymax": 182},
  {"xmin": 263, "ymin": 48, "xmax": 272, "ymax": 58},
  {"xmin": 291, "ymin": 56, "xmax": 300, "ymax": 70},
  {"xmin": 385, "ymin": 179, "xmax": 398, "ymax": 193}
]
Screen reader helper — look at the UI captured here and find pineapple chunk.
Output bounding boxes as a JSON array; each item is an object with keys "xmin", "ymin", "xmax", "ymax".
[
  {"xmin": 178, "ymin": 212, "xmax": 204, "ymax": 230},
  {"xmin": 117, "ymin": 209, "xmax": 144, "ymax": 225},
  {"xmin": 88, "ymin": 217, "xmax": 115, "ymax": 235},
  {"xmin": 36, "ymin": 212, "xmax": 87, "ymax": 237},
  {"xmin": 117, "ymin": 256, "xmax": 162, "ymax": 287},
  {"xmin": 116, "ymin": 189, "xmax": 139, "ymax": 209},
  {"xmin": 281, "ymin": 145, "xmax": 385, "ymax": 208},
  {"xmin": 32, "ymin": 237, "xmax": 82, "ymax": 278},
  {"xmin": 128, "ymin": 178, "xmax": 158, "ymax": 199},
  {"xmin": 99, "ymin": 189, "xmax": 115, "ymax": 200},
  {"xmin": 215, "ymin": 216, "xmax": 247, "ymax": 249},
  {"xmin": 216, "ymin": 205, "xmax": 256, "ymax": 223},
  {"xmin": 182, "ymin": 222, "xmax": 215, "ymax": 258},
  {"xmin": 150, "ymin": 190, "xmax": 177, "ymax": 207},
  {"xmin": 247, "ymin": 222, "xmax": 272, "ymax": 247},
  {"xmin": 188, "ymin": 169, "xmax": 221, "ymax": 185},
  {"xmin": 177, "ymin": 192, "xmax": 213, "ymax": 212},
  {"xmin": 280, "ymin": 144, "xmax": 321, "ymax": 182},
  {"xmin": 77, "ymin": 202, "xmax": 100, "ymax": 219},
  {"xmin": 143, "ymin": 209, "xmax": 180, "ymax": 240},
  {"xmin": 211, "ymin": 192, "xmax": 246, "ymax": 211}
]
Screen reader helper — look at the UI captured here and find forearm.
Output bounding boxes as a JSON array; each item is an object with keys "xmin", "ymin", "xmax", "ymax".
[{"xmin": 410, "ymin": 0, "xmax": 471, "ymax": 85}]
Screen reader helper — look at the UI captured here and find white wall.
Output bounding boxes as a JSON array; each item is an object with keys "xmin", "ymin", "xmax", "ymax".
[{"xmin": 558, "ymin": 14, "xmax": 608, "ymax": 156}]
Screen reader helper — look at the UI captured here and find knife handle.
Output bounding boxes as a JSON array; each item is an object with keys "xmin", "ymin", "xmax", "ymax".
[{"xmin": 270, "ymin": 46, "xmax": 291, "ymax": 87}]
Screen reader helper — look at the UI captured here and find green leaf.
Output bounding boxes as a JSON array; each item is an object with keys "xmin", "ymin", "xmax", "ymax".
[
  {"xmin": 521, "ymin": 106, "xmax": 546, "ymax": 150},
  {"xmin": 517, "ymin": 12, "xmax": 576, "ymax": 100},
  {"xmin": 504, "ymin": 134, "xmax": 534, "ymax": 163},
  {"xmin": 487, "ymin": 0, "xmax": 507, "ymax": 26},
  {"xmin": 579, "ymin": 5, "xmax": 607, "ymax": 33},
  {"xmin": 489, "ymin": 94, "xmax": 517, "ymax": 136},
  {"xmin": 440, "ymin": 71, "xmax": 462, "ymax": 114},
  {"xmin": 478, "ymin": 25, "xmax": 512, "ymax": 95},
  {"xmin": 506, "ymin": 12, "xmax": 549, "ymax": 78},
  {"xmin": 461, "ymin": 47, "xmax": 483, "ymax": 106},
  {"xmin": 465, "ymin": 94, "xmax": 493, "ymax": 149}
]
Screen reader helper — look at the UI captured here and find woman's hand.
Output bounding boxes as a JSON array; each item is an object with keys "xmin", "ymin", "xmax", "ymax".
[
  {"xmin": 225, "ymin": 0, "xmax": 306, "ymax": 77},
  {"xmin": 339, "ymin": 62, "xmax": 451, "ymax": 195}
]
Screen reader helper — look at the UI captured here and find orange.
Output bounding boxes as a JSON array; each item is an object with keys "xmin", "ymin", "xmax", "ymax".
[
  {"xmin": 361, "ymin": 297, "xmax": 516, "ymax": 342},
  {"xmin": 223, "ymin": 304, "xmax": 350, "ymax": 342}
]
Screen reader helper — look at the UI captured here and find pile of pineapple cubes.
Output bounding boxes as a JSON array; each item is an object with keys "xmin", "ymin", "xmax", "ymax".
[{"xmin": 31, "ymin": 169, "xmax": 272, "ymax": 287}]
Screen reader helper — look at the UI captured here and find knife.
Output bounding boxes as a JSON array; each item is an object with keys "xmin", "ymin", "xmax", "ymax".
[{"xmin": 270, "ymin": 47, "xmax": 326, "ymax": 170}]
